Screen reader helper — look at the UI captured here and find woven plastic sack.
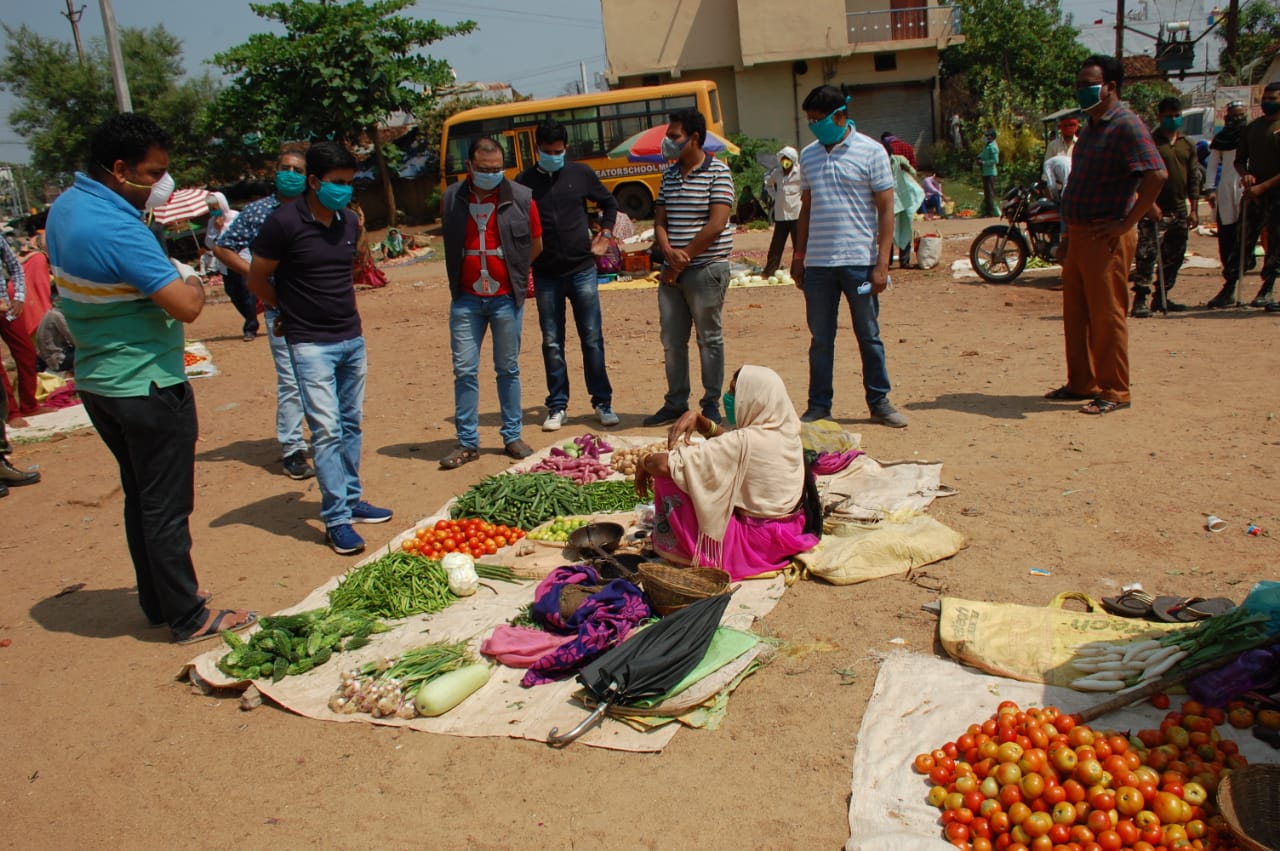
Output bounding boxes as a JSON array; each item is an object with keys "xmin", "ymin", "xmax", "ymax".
[
  {"xmin": 916, "ymin": 234, "xmax": 942, "ymax": 269},
  {"xmin": 939, "ymin": 593, "xmax": 1180, "ymax": 686},
  {"xmin": 798, "ymin": 513, "xmax": 965, "ymax": 586}
]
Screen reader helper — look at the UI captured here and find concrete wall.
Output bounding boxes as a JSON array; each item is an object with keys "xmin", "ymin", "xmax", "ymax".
[
  {"xmin": 737, "ymin": 0, "xmax": 850, "ymax": 66},
  {"xmin": 603, "ymin": 0, "xmax": 740, "ymax": 79}
]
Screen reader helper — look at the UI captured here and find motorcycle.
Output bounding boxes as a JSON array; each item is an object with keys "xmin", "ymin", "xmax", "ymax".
[{"xmin": 968, "ymin": 182, "xmax": 1062, "ymax": 283}]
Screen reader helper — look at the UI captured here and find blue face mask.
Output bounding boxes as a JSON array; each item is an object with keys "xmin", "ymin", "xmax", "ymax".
[
  {"xmin": 471, "ymin": 170, "xmax": 503, "ymax": 191},
  {"xmin": 1160, "ymin": 116, "xmax": 1183, "ymax": 133},
  {"xmin": 1075, "ymin": 84, "xmax": 1103, "ymax": 110},
  {"xmin": 722, "ymin": 392, "xmax": 736, "ymax": 427},
  {"xmin": 538, "ymin": 151, "xmax": 565, "ymax": 172},
  {"xmin": 809, "ymin": 99, "xmax": 851, "ymax": 145},
  {"xmin": 208, "ymin": 208, "xmax": 223, "ymax": 218},
  {"xmin": 316, "ymin": 181, "xmax": 354, "ymax": 211},
  {"xmin": 275, "ymin": 169, "xmax": 306, "ymax": 198}
]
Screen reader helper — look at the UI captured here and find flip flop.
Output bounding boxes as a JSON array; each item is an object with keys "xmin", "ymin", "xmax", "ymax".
[
  {"xmin": 175, "ymin": 609, "xmax": 258, "ymax": 645},
  {"xmin": 1101, "ymin": 588, "xmax": 1155, "ymax": 618},
  {"xmin": 148, "ymin": 590, "xmax": 214, "ymax": 628},
  {"xmin": 1079, "ymin": 398, "xmax": 1131, "ymax": 415},
  {"xmin": 1152, "ymin": 596, "xmax": 1236, "ymax": 623}
]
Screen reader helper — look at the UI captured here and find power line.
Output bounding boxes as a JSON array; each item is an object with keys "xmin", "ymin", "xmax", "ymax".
[{"xmin": 421, "ymin": 2, "xmax": 602, "ymax": 30}]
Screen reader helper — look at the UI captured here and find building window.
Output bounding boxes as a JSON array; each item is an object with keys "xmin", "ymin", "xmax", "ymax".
[{"xmin": 874, "ymin": 53, "xmax": 897, "ymax": 72}]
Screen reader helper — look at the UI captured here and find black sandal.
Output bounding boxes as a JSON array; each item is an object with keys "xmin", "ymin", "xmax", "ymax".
[
  {"xmin": 1044, "ymin": 385, "xmax": 1096, "ymax": 401},
  {"xmin": 1079, "ymin": 398, "xmax": 1130, "ymax": 415},
  {"xmin": 439, "ymin": 445, "xmax": 479, "ymax": 470},
  {"xmin": 1101, "ymin": 588, "xmax": 1155, "ymax": 618}
]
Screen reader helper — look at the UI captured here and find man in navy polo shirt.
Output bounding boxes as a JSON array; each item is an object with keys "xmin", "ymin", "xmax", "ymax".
[
  {"xmin": 45, "ymin": 113, "xmax": 255, "ymax": 642},
  {"xmin": 247, "ymin": 142, "xmax": 392, "ymax": 555}
]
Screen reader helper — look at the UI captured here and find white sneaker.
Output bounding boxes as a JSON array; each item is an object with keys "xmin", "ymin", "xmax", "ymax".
[
  {"xmin": 542, "ymin": 409, "xmax": 566, "ymax": 431},
  {"xmin": 595, "ymin": 405, "xmax": 620, "ymax": 427}
]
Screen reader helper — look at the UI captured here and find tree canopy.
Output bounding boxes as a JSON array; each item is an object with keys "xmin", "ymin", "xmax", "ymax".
[
  {"xmin": 1219, "ymin": 0, "xmax": 1280, "ymax": 83},
  {"xmin": 208, "ymin": 0, "xmax": 475, "ymax": 224},
  {"xmin": 942, "ymin": 0, "xmax": 1090, "ymax": 117},
  {"xmin": 0, "ymin": 24, "xmax": 218, "ymax": 187}
]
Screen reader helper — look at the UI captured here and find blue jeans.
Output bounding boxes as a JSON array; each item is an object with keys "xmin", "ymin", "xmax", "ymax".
[
  {"xmin": 803, "ymin": 266, "xmax": 892, "ymax": 412},
  {"xmin": 289, "ymin": 337, "xmax": 367, "ymax": 528},
  {"xmin": 266, "ymin": 307, "xmax": 307, "ymax": 458},
  {"xmin": 534, "ymin": 266, "xmax": 612, "ymax": 411},
  {"xmin": 658, "ymin": 261, "xmax": 729, "ymax": 411},
  {"xmin": 449, "ymin": 293, "xmax": 523, "ymax": 447}
]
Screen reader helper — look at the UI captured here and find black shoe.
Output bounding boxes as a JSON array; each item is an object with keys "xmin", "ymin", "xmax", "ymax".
[
  {"xmin": 1206, "ymin": 287, "xmax": 1237, "ymax": 309},
  {"xmin": 642, "ymin": 406, "xmax": 686, "ymax": 427},
  {"xmin": 0, "ymin": 482, "xmax": 7, "ymax": 498},
  {"xmin": 800, "ymin": 408, "xmax": 832, "ymax": 423},
  {"xmin": 0, "ymin": 457, "xmax": 40, "ymax": 486},
  {"xmin": 1131, "ymin": 297, "xmax": 1152, "ymax": 318},
  {"xmin": 1250, "ymin": 284, "xmax": 1275, "ymax": 308},
  {"xmin": 701, "ymin": 406, "xmax": 722, "ymax": 425},
  {"xmin": 1266, "ymin": 301, "xmax": 1280, "ymax": 312},
  {"xmin": 1152, "ymin": 298, "xmax": 1189, "ymax": 313},
  {"xmin": 282, "ymin": 451, "xmax": 315, "ymax": 480}
]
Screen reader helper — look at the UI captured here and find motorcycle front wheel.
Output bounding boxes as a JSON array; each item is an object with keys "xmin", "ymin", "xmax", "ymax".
[{"xmin": 969, "ymin": 225, "xmax": 1028, "ymax": 283}]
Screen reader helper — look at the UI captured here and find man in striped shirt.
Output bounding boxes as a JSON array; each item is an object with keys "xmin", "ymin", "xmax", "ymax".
[
  {"xmin": 791, "ymin": 85, "xmax": 907, "ymax": 428},
  {"xmin": 644, "ymin": 108, "xmax": 735, "ymax": 427}
]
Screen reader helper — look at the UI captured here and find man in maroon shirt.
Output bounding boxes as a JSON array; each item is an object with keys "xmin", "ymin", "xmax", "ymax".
[{"xmin": 1048, "ymin": 55, "xmax": 1166, "ymax": 416}]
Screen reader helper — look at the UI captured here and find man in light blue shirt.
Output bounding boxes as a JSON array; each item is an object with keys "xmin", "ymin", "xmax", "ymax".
[{"xmin": 790, "ymin": 85, "xmax": 906, "ymax": 428}]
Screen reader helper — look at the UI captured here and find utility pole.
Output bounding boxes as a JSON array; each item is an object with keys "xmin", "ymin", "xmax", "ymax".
[
  {"xmin": 1226, "ymin": 0, "xmax": 1240, "ymax": 78},
  {"xmin": 99, "ymin": 0, "xmax": 133, "ymax": 112},
  {"xmin": 1115, "ymin": 0, "xmax": 1125, "ymax": 59},
  {"xmin": 61, "ymin": 0, "xmax": 87, "ymax": 64},
  {"xmin": 579, "ymin": 61, "xmax": 589, "ymax": 95}
]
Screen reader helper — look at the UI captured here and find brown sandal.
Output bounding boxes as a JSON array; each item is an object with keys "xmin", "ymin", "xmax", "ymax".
[{"xmin": 439, "ymin": 445, "xmax": 479, "ymax": 470}]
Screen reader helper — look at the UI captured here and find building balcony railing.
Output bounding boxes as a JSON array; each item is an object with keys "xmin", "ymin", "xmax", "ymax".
[{"xmin": 846, "ymin": 3, "xmax": 962, "ymax": 45}]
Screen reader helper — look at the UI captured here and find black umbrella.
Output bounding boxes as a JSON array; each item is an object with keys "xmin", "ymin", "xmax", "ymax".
[{"xmin": 547, "ymin": 591, "xmax": 732, "ymax": 747}]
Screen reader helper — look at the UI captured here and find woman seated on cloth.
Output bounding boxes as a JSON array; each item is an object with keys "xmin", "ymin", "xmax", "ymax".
[{"xmin": 635, "ymin": 364, "xmax": 820, "ymax": 580}]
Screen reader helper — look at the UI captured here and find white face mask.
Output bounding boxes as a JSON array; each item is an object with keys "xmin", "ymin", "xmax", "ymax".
[{"xmin": 144, "ymin": 172, "xmax": 175, "ymax": 211}]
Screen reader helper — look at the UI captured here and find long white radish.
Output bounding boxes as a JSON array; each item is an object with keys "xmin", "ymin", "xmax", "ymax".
[
  {"xmin": 1121, "ymin": 640, "xmax": 1162, "ymax": 663},
  {"xmin": 1138, "ymin": 649, "xmax": 1189, "ymax": 682},
  {"xmin": 1071, "ymin": 677, "xmax": 1125, "ymax": 691}
]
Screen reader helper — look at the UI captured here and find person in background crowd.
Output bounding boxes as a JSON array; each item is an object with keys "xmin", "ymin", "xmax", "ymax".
[
  {"xmin": 36, "ymin": 300, "xmax": 74, "ymax": 373},
  {"xmin": 204, "ymin": 191, "xmax": 258, "ymax": 341},
  {"xmin": 884, "ymin": 140, "xmax": 924, "ymax": 269},
  {"xmin": 0, "ymin": 360, "xmax": 41, "ymax": 497},
  {"xmin": 1049, "ymin": 55, "xmax": 1165, "ymax": 416},
  {"xmin": 1130, "ymin": 97, "xmax": 1199, "ymax": 317},
  {"xmin": 1205, "ymin": 100, "xmax": 1250, "ymax": 308},
  {"xmin": 763, "ymin": 145, "xmax": 802, "ymax": 277},
  {"xmin": 1042, "ymin": 154, "xmax": 1073, "ymax": 201},
  {"xmin": 880, "ymin": 131, "xmax": 917, "ymax": 169},
  {"xmin": 978, "ymin": 129, "xmax": 1000, "ymax": 217},
  {"xmin": 1045, "ymin": 117, "xmax": 1079, "ymax": 160},
  {"xmin": 214, "ymin": 148, "xmax": 315, "ymax": 481},
  {"xmin": 248, "ymin": 141, "xmax": 393, "ymax": 555},
  {"xmin": 791, "ymin": 85, "xmax": 907, "ymax": 429},
  {"xmin": 349, "ymin": 202, "xmax": 388, "ymax": 288},
  {"xmin": 439, "ymin": 136, "xmax": 542, "ymax": 469},
  {"xmin": 15, "ymin": 235, "xmax": 52, "ymax": 346},
  {"xmin": 516, "ymin": 119, "xmax": 619, "ymax": 433},
  {"xmin": 1234, "ymin": 81, "xmax": 1280, "ymax": 311},
  {"xmin": 644, "ymin": 107, "xmax": 735, "ymax": 428},
  {"xmin": 45, "ymin": 112, "xmax": 254, "ymax": 641},
  {"xmin": 0, "ymin": 237, "xmax": 38, "ymax": 423},
  {"xmin": 919, "ymin": 172, "xmax": 945, "ymax": 218}
]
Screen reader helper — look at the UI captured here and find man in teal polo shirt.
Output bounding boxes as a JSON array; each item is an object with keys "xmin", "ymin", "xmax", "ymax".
[{"xmin": 45, "ymin": 113, "xmax": 255, "ymax": 644}]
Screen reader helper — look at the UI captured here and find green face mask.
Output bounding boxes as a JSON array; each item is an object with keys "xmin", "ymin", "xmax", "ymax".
[{"xmin": 722, "ymin": 392, "xmax": 736, "ymax": 427}]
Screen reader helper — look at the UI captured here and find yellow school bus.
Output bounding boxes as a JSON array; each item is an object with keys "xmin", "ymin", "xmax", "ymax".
[{"xmin": 440, "ymin": 81, "xmax": 726, "ymax": 220}]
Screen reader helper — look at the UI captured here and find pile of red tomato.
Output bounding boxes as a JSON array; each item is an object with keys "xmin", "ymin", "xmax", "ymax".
[
  {"xmin": 916, "ymin": 698, "xmax": 1251, "ymax": 850},
  {"xmin": 399, "ymin": 517, "xmax": 525, "ymax": 560}
]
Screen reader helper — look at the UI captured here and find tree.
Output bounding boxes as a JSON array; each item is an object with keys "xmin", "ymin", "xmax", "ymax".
[
  {"xmin": 0, "ymin": 24, "xmax": 218, "ymax": 187},
  {"xmin": 209, "ymin": 0, "xmax": 476, "ymax": 226},
  {"xmin": 1218, "ymin": 0, "xmax": 1280, "ymax": 83},
  {"xmin": 941, "ymin": 0, "xmax": 1090, "ymax": 116}
]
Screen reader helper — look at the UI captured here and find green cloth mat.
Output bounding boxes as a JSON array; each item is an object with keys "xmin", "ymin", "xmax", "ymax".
[{"xmin": 628, "ymin": 627, "xmax": 759, "ymax": 708}]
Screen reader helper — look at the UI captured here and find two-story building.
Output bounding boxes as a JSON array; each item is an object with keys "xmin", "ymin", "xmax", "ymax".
[{"xmin": 601, "ymin": 0, "xmax": 964, "ymax": 157}]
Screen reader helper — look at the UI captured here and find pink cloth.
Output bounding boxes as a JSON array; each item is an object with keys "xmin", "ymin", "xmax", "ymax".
[
  {"xmin": 650, "ymin": 477, "xmax": 818, "ymax": 580},
  {"xmin": 480, "ymin": 625, "xmax": 574, "ymax": 668}
]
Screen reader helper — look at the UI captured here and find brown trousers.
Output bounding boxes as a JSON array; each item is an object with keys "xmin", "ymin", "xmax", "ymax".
[{"xmin": 1060, "ymin": 224, "xmax": 1136, "ymax": 404}]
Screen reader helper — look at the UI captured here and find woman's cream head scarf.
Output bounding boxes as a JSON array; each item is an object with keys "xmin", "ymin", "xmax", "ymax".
[{"xmin": 667, "ymin": 365, "xmax": 805, "ymax": 553}]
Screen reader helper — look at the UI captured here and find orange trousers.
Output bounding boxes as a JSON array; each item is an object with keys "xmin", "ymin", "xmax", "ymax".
[{"xmin": 1059, "ymin": 224, "xmax": 1136, "ymax": 404}]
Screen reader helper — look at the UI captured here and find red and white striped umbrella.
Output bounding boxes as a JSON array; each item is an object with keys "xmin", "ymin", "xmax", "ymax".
[{"xmin": 152, "ymin": 188, "xmax": 211, "ymax": 224}]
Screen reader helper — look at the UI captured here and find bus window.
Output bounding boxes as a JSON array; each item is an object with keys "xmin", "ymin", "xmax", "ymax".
[
  {"xmin": 512, "ymin": 129, "xmax": 535, "ymax": 170},
  {"xmin": 445, "ymin": 125, "xmax": 517, "ymax": 175}
]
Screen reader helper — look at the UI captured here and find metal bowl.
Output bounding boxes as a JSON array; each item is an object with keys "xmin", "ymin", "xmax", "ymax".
[{"xmin": 567, "ymin": 522, "xmax": 625, "ymax": 554}]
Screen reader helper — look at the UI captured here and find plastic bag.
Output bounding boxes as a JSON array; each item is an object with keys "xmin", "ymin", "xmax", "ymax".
[
  {"xmin": 916, "ymin": 234, "xmax": 942, "ymax": 270},
  {"xmin": 800, "ymin": 420, "xmax": 860, "ymax": 454}
]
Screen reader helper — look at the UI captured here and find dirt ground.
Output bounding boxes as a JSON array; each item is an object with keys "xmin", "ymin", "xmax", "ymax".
[{"xmin": 1, "ymin": 213, "xmax": 1277, "ymax": 849}]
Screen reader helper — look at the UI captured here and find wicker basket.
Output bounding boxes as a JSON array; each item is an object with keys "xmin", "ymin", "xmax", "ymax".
[
  {"xmin": 638, "ymin": 563, "xmax": 730, "ymax": 615},
  {"xmin": 1217, "ymin": 764, "xmax": 1280, "ymax": 851}
]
